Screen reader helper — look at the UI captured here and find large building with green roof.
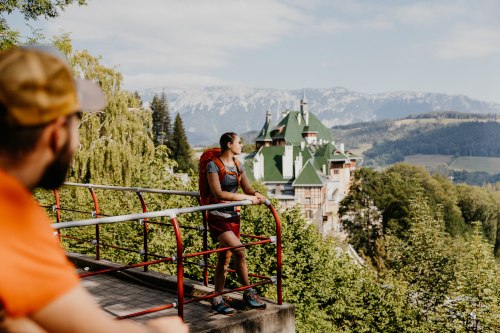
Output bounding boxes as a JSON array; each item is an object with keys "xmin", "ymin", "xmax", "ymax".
[{"xmin": 244, "ymin": 96, "xmax": 362, "ymax": 233}]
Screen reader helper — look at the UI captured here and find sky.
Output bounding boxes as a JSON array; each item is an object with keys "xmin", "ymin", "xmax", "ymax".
[{"xmin": 7, "ymin": 0, "xmax": 500, "ymax": 103}]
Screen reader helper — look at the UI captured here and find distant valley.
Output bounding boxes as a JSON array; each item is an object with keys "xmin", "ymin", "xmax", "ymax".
[{"xmin": 333, "ymin": 112, "xmax": 500, "ymax": 184}]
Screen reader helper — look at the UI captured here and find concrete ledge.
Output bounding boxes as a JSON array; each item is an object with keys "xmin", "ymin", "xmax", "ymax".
[
  {"xmin": 196, "ymin": 305, "xmax": 295, "ymax": 333},
  {"xmin": 68, "ymin": 253, "xmax": 295, "ymax": 333}
]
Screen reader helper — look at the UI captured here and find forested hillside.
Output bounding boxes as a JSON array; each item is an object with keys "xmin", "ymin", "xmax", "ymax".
[
  {"xmin": 364, "ymin": 122, "xmax": 500, "ymax": 164},
  {"xmin": 333, "ymin": 113, "xmax": 500, "ymax": 184}
]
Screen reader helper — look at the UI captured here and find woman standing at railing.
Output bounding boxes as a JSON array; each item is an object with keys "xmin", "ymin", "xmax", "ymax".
[{"xmin": 206, "ymin": 132, "xmax": 268, "ymax": 315}]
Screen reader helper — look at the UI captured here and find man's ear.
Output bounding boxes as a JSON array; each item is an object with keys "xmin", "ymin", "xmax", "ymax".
[{"xmin": 46, "ymin": 117, "xmax": 67, "ymax": 154}]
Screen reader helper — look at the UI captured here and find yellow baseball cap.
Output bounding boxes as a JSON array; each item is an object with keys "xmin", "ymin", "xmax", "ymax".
[{"xmin": 0, "ymin": 45, "xmax": 105, "ymax": 126}]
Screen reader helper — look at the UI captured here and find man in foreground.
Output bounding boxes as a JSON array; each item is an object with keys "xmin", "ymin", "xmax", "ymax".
[{"xmin": 0, "ymin": 46, "xmax": 188, "ymax": 333}]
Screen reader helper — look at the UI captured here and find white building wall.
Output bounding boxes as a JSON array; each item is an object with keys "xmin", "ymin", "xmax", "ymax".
[
  {"xmin": 282, "ymin": 145, "xmax": 293, "ymax": 179},
  {"xmin": 253, "ymin": 151, "xmax": 265, "ymax": 180}
]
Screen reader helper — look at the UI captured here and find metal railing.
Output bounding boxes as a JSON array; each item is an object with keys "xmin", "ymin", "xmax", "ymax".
[{"xmin": 47, "ymin": 182, "xmax": 283, "ymax": 320}]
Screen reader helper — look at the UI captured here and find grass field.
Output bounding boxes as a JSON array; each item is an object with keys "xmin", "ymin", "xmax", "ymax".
[
  {"xmin": 402, "ymin": 155, "xmax": 500, "ymax": 174},
  {"xmin": 404, "ymin": 154, "xmax": 454, "ymax": 167},
  {"xmin": 449, "ymin": 157, "xmax": 500, "ymax": 174}
]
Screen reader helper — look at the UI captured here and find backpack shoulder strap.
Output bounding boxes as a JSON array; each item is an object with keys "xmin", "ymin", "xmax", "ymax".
[
  {"xmin": 213, "ymin": 157, "xmax": 226, "ymax": 183},
  {"xmin": 233, "ymin": 158, "xmax": 242, "ymax": 186}
]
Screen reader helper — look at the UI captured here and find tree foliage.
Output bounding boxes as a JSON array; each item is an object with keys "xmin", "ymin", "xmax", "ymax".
[
  {"xmin": 150, "ymin": 91, "xmax": 171, "ymax": 147},
  {"xmin": 340, "ymin": 163, "xmax": 467, "ymax": 269},
  {"xmin": 446, "ymin": 223, "xmax": 500, "ymax": 332},
  {"xmin": 169, "ymin": 113, "xmax": 194, "ymax": 172},
  {"xmin": 385, "ymin": 195, "xmax": 457, "ymax": 329},
  {"xmin": 0, "ymin": 0, "xmax": 86, "ymax": 50}
]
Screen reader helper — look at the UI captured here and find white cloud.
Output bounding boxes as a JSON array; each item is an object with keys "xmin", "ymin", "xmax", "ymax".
[
  {"xmin": 123, "ymin": 72, "xmax": 240, "ymax": 91},
  {"xmin": 391, "ymin": 2, "xmax": 466, "ymax": 25},
  {"xmin": 47, "ymin": 0, "xmax": 308, "ymax": 73},
  {"xmin": 436, "ymin": 25, "xmax": 500, "ymax": 59}
]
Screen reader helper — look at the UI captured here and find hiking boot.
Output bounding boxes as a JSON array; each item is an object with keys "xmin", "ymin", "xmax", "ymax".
[
  {"xmin": 211, "ymin": 301, "xmax": 236, "ymax": 315},
  {"xmin": 243, "ymin": 289, "xmax": 267, "ymax": 309}
]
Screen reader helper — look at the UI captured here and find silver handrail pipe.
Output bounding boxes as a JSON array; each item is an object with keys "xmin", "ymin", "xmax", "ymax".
[
  {"xmin": 51, "ymin": 200, "xmax": 265, "ymax": 230},
  {"xmin": 62, "ymin": 182, "xmax": 200, "ymax": 197}
]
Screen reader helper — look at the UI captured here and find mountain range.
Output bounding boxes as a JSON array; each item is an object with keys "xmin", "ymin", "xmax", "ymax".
[{"xmin": 140, "ymin": 86, "xmax": 500, "ymax": 146}]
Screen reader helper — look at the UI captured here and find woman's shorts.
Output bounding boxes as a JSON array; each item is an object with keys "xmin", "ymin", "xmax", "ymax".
[{"xmin": 207, "ymin": 213, "xmax": 240, "ymax": 241}]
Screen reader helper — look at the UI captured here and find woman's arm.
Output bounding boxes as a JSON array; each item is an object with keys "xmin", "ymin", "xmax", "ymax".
[
  {"xmin": 240, "ymin": 172, "xmax": 267, "ymax": 204},
  {"xmin": 208, "ymin": 172, "xmax": 259, "ymax": 204}
]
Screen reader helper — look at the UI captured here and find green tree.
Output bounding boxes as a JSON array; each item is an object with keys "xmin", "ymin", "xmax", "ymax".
[
  {"xmin": 241, "ymin": 205, "xmax": 418, "ymax": 333},
  {"xmin": 0, "ymin": 0, "xmax": 87, "ymax": 49},
  {"xmin": 339, "ymin": 167, "xmax": 385, "ymax": 269},
  {"xmin": 445, "ymin": 222, "xmax": 500, "ymax": 332},
  {"xmin": 340, "ymin": 164, "xmax": 466, "ymax": 269},
  {"xmin": 150, "ymin": 91, "xmax": 171, "ymax": 147},
  {"xmin": 35, "ymin": 36, "xmax": 198, "ymax": 264},
  {"xmin": 385, "ymin": 194, "xmax": 457, "ymax": 330},
  {"xmin": 170, "ymin": 112, "xmax": 194, "ymax": 172},
  {"xmin": 456, "ymin": 184, "xmax": 499, "ymax": 247}
]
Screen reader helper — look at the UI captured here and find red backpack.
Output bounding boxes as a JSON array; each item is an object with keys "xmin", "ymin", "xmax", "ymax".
[{"xmin": 198, "ymin": 147, "xmax": 242, "ymax": 206}]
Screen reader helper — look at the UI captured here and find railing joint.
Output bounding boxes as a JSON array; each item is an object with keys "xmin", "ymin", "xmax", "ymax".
[
  {"xmin": 270, "ymin": 235, "xmax": 277, "ymax": 245},
  {"xmin": 91, "ymin": 210, "xmax": 97, "ymax": 218},
  {"xmin": 271, "ymin": 276, "xmax": 277, "ymax": 284}
]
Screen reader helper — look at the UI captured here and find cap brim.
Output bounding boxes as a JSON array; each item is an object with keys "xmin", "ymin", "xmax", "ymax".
[{"xmin": 75, "ymin": 78, "xmax": 105, "ymax": 112}]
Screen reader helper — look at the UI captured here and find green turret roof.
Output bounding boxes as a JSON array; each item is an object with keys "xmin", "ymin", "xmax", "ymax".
[
  {"xmin": 256, "ymin": 112, "xmax": 273, "ymax": 142},
  {"xmin": 267, "ymin": 111, "xmax": 333, "ymax": 145},
  {"xmin": 292, "ymin": 160, "xmax": 324, "ymax": 186}
]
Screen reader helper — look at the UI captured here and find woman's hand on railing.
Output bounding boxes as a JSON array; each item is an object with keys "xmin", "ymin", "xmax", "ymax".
[
  {"xmin": 255, "ymin": 192, "xmax": 267, "ymax": 205},
  {"xmin": 246, "ymin": 195, "xmax": 260, "ymax": 205}
]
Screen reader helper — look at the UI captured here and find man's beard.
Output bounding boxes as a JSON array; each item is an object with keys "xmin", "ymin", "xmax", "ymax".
[{"xmin": 37, "ymin": 140, "xmax": 73, "ymax": 190}]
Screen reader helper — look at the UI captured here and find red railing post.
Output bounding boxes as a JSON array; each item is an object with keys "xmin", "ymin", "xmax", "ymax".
[
  {"xmin": 268, "ymin": 203, "xmax": 283, "ymax": 305},
  {"xmin": 52, "ymin": 189, "xmax": 62, "ymax": 244},
  {"xmin": 136, "ymin": 192, "xmax": 149, "ymax": 272},
  {"xmin": 53, "ymin": 189, "xmax": 61, "ymax": 223},
  {"xmin": 88, "ymin": 187, "xmax": 101, "ymax": 260},
  {"xmin": 200, "ymin": 197, "xmax": 209, "ymax": 287},
  {"xmin": 170, "ymin": 216, "xmax": 184, "ymax": 320}
]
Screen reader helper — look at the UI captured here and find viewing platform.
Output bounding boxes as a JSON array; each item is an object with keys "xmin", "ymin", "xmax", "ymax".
[
  {"xmin": 43, "ymin": 183, "xmax": 295, "ymax": 332},
  {"xmin": 72, "ymin": 253, "xmax": 295, "ymax": 333}
]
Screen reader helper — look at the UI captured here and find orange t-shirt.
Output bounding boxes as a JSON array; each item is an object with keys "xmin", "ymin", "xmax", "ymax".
[{"xmin": 0, "ymin": 169, "xmax": 79, "ymax": 317}]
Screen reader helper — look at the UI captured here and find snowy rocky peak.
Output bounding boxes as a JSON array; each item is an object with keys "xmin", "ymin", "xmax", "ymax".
[{"xmin": 141, "ymin": 86, "xmax": 500, "ymax": 146}]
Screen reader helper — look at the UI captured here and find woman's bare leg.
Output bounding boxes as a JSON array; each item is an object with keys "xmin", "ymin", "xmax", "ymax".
[{"xmin": 215, "ymin": 231, "xmax": 250, "ymax": 290}]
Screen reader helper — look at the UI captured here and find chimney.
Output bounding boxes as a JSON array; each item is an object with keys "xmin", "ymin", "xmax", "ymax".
[
  {"xmin": 301, "ymin": 89, "xmax": 309, "ymax": 125},
  {"xmin": 253, "ymin": 152, "xmax": 264, "ymax": 180},
  {"xmin": 294, "ymin": 152, "xmax": 303, "ymax": 178},
  {"xmin": 339, "ymin": 143, "xmax": 345, "ymax": 153},
  {"xmin": 282, "ymin": 145, "xmax": 293, "ymax": 179}
]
